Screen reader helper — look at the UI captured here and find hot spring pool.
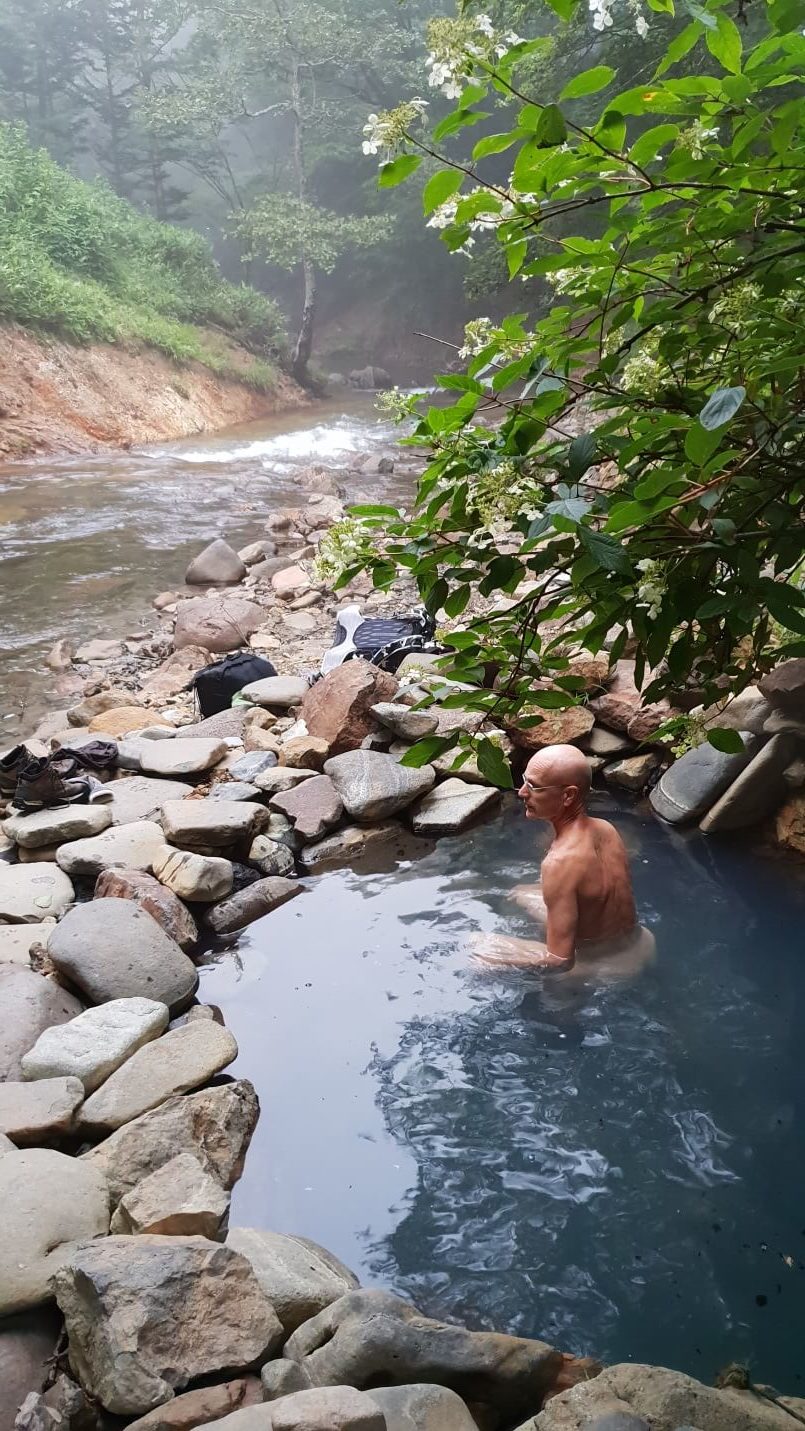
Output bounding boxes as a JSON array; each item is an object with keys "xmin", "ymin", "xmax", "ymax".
[{"xmin": 198, "ymin": 791, "xmax": 805, "ymax": 1390}]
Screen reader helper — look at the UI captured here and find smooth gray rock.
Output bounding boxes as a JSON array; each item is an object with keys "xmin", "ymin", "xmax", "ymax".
[
  {"xmin": 269, "ymin": 776, "xmax": 343, "ymax": 842},
  {"xmin": 212, "ymin": 1389, "xmax": 384, "ymax": 1430},
  {"xmin": 110, "ymin": 1152, "xmax": 230, "ymax": 1238},
  {"xmin": 173, "ymin": 596, "xmax": 264, "ymax": 654},
  {"xmin": 105, "ymin": 776, "xmax": 194, "ymax": 826},
  {"xmin": 759, "ymin": 658, "xmax": 805, "ymax": 719},
  {"xmin": 0, "ymin": 1148, "xmax": 109, "ymax": 1314},
  {"xmin": 153, "ymin": 847, "xmax": 234, "ymax": 903},
  {"xmin": 247, "ymin": 836, "xmax": 296, "ymax": 878},
  {"xmin": 226, "ymin": 1228, "xmax": 359, "ymax": 1333},
  {"xmin": 210, "ymin": 782, "xmax": 260, "ymax": 802},
  {"xmin": 56, "ymin": 821, "xmax": 169, "ymax": 877},
  {"xmin": 0, "ymin": 866, "xmax": 75, "ymax": 923},
  {"xmin": 183, "ymin": 709, "xmax": 253, "ymax": 740},
  {"xmin": 240, "ymin": 676, "xmax": 309, "ymax": 708},
  {"xmin": 48, "ymin": 901, "xmax": 198, "ymax": 1012},
  {"xmin": 696, "ymin": 685, "xmax": 772, "ymax": 736},
  {"xmin": 370, "ymin": 1384, "xmax": 480, "ymax": 1430},
  {"xmin": 185, "ymin": 539, "xmax": 247, "ymax": 586},
  {"xmin": 324, "ymin": 752, "xmax": 436, "ymax": 822},
  {"xmin": 139, "ymin": 739, "xmax": 227, "ymax": 777},
  {"xmin": 2, "ymin": 806, "xmax": 111, "ymax": 851},
  {"xmin": 370, "ymin": 703, "xmax": 439, "ymax": 741},
  {"xmin": 583, "ymin": 726, "xmax": 634, "ymax": 758},
  {"xmin": 410, "ymin": 778, "xmax": 500, "ymax": 834},
  {"xmin": 21, "ymin": 997, "xmax": 169, "ymax": 1093},
  {"xmin": 648, "ymin": 734, "xmax": 759, "ymax": 825},
  {"xmin": 0, "ymin": 924, "xmax": 50, "ymax": 966},
  {"xmin": 229, "ymin": 752, "xmax": 280, "ymax": 783},
  {"xmin": 252, "ymin": 767, "xmax": 317, "ymax": 795},
  {"xmin": 76, "ymin": 1021, "xmax": 238, "ymax": 1133},
  {"xmin": 700, "ymin": 733, "xmax": 797, "ymax": 833},
  {"xmin": 0, "ymin": 967, "xmax": 83, "ymax": 1082},
  {"xmin": 160, "ymin": 800, "xmax": 267, "ymax": 850},
  {"xmin": 204, "ymin": 877, "xmax": 301, "ymax": 934},
  {"xmin": 299, "ymin": 823, "xmax": 403, "ymax": 871},
  {"xmin": 0, "ymin": 1078, "xmax": 84, "ymax": 1145}
]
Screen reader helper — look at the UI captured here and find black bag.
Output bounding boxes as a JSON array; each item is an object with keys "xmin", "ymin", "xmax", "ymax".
[
  {"xmin": 335, "ymin": 611, "xmax": 441, "ymax": 673},
  {"xmin": 192, "ymin": 652, "xmax": 277, "ymax": 717}
]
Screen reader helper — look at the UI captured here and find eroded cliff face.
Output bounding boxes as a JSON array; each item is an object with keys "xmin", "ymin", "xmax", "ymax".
[{"xmin": 0, "ymin": 326, "xmax": 307, "ymax": 459}]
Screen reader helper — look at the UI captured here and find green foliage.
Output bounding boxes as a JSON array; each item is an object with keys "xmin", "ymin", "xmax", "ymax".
[
  {"xmin": 0, "ymin": 123, "xmax": 287, "ymax": 375},
  {"xmin": 235, "ymin": 195, "xmax": 389, "ymax": 275},
  {"xmin": 351, "ymin": 0, "xmax": 805, "ymax": 720}
]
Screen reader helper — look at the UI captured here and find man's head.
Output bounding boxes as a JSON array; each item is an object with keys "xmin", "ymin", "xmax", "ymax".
[{"xmin": 518, "ymin": 743, "xmax": 591, "ymax": 823}]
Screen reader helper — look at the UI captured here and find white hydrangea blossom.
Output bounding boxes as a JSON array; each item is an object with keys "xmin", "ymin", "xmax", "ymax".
[
  {"xmin": 635, "ymin": 559, "xmax": 666, "ymax": 620},
  {"xmin": 459, "ymin": 316, "xmax": 495, "ymax": 358},
  {"xmin": 427, "ymin": 197, "xmax": 460, "ymax": 229},
  {"xmin": 362, "ymin": 98, "xmax": 428, "ymax": 158},
  {"xmin": 708, "ymin": 281, "xmax": 762, "ymax": 332},
  {"xmin": 314, "ymin": 519, "xmax": 377, "ymax": 586},
  {"xmin": 676, "ymin": 120, "xmax": 720, "ymax": 159},
  {"xmin": 425, "ymin": 14, "xmax": 523, "ymax": 102},
  {"xmin": 589, "ymin": 0, "xmax": 615, "ymax": 31}
]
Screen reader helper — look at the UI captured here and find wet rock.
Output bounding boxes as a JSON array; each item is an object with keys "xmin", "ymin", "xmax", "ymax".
[
  {"xmin": 0, "ymin": 1308, "xmax": 62, "ymax": 1431},
  {"xmin": 174, "ymin": 598, "xmax": 264, "ymax": 654},
  {"xmin": 240, "ymin": 676, "xmax": 310, "ymax": 709},
  {"xmin": 371, "ymin": 703, "xmax": 439, "ymax": 742},
  {"xmin": 303, "ymin": 664, "xmax": 398, "ymax": 755},
  {"xmin": 48, "ymin": 901, "xmax": 198, "ymax": 1012},
  {"xmin": 410, "ymin": 778, "xmax": 500, "ymax": 835},
  {"xmin": 204, "ymin": 877, "xmax": 300, "ymax": 934},
  {"xmin": 759, "ymin": 658, "xmax": 805, "ymax": 720},
  {"xmin": 506, "ymin": 707, "xmax": 594, "ymax": 752},
  {"xmin": 56, "ymin": 821, "xmax": 169, "ymax": 878},
  {"xmin": 45, "ymin": 639, "xmax": 75, "ymax": 672},
  {"xmin": 324, "ymin": 751, "xmax": 435, "ymax": 822},
  {"xmin": 74, "ymin": 640, "xmax": 124, "ymax": 663},
  {"xmin": 279, "ymin": 735, "xmax": 330, "ymax": 770},
  {"xmin": 247, "ymin": 836, "xmax": 296, "ymax": 878},
  {"xmin": 3, "ymin": 806, "xmax": 111, "ymax": 851},
  {"xmin": 160, "ymin": 799, "xmax": 267, "ymax": 850},
  {"xmin": 227, "ymin": 1229, "xmax": 358, "ymax": 1334},
  {"xmin": 700, "ymin": 733, "xmax": 796, "ymax": 833},
  {"xmin": 153, "ymin": 848, "xmax": 234, "ymax": 903},
  {"xmin": 775, "ymin": 793, "xmax": 805, "ymax": 854},
  {"xmin": 139, "ymin": 738, "xmax": 227, "ymax": 777},
  {"xmin": 370, "ymin": 1384, "xmax": 480, "ymax": 1430},
  {"xmin": 229, "ymin": 752, "xmax": 280, "ymax": 783},
  {"xmin": 94, "ymin": 868, "xmax": 198, "ymax": 951},
  {"xmin": 271, "ymin": 566, "xmax": 310, "ymax": 600},
  {"xmin": 0, "ymin": 1148, "xmax": 109, "ymax": 1315},
  {"xmin": 583, "ymin": 725, "xmax": 634, "ymax": 758},
  {"xmin": 0, "ymin": 1077, "xmax": 84, "ymax": 1144},
  {"xmin": 53, "ymin": 1236, "xmax": 283, "ymax": 1415},
  {"xmin": 649, "ymin": 734, "xmax": 759, "ymax": 825},
  {"xmin": 110, "ymin": 1151, "xmax": 229, "ymax": 1238},
  {"xmin": 253, "ymin": 767, "xmax": 317, "ymax": 795},
  {"xmin": 282, "ymin": 1289, "xmax": 561, "ymax": 1430},
  {"xmin": 82, "ymin": 1079, "xmax": 259, "ymax": 1203},
  {"xmin": 21, "ymin": 997, "xmax": 169, "ymax": 1093},
  {"xmin": 299, "ymin": 823, "xmax": 402, "ymax": 871},
  {"xmin": 140, "ymin": 647, "xmax": 211, "ymax": 699},
  {"xmin": 0, "ymin": 967, "xmax": 83, "ymax": 1082},
  {"xmin": 76, "ymin": 1021, "xmax": 238, "ymax": 1134},
  {"xmin": 67, "ymin": 691, "xmax": 138, "ymax": 726},
  {"xmin": 122, "ymin": 1379, "xmax": 262, "ymax": 1431},
  {"xmin": 602, "ymin": 753, "xmax": 660, "ymax": 793},
  {"xmin": 269, "ymin": 775, "xmax": 343, "ymax": 842},
  {"xmin": 185, "ymin": 540, "xmax": 247, "ymax": 586},
  {"xmin": 348, "ymin": 365, "xmax": 391, "ymax": 389},
  {"xmin": 240, "ymin": 540, "xmax": 276, "ymax": 566},
  {"xmin": 0, "ymin": 866, "xmax": 75, "ymax": 923}
]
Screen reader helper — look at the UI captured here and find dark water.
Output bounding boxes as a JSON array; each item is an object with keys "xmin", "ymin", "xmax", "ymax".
[{"xmin": 199, "ymin": 793, "xmax": 805, "ymax": 1391}]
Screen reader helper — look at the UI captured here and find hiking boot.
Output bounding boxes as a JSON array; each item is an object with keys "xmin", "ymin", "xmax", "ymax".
[
  {"xmin": 11, "ymin": 756, "xmax": 90, "ymax": 812},
  {"xmin": 0, "ymin": 745, "xmax": 30, "ymax": 799}
]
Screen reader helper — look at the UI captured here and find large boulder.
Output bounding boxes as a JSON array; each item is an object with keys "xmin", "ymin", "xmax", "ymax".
[
  {"xmin": 0, "ymin": 1077, "xmax": 84, "ymax": 1145},
  {"xmin": 696, "ymin": 685, "xmax": 772, "ymax": 735},
  {"xmin": 204, "ymin": 877, "xmax": 301, "ymax": 935},
  {"xmin": 103, "ymin": 777, "xmax": 194, "ymax": 827},
  {"xmin": 81, "ymin": 1079, "xmax": 259, "ymax": 1202},
  {"xmin": 21, "ymin": 997, "xmax": 169, "ymax": 1093},
  {"xmin": 185, "ymin": 539, "xmax": 247, "ymax": 586},
  {"xmin": 174, "ymin": 598, "xmax": 264, "ymax": 654},
  {"xmin": 281, "ymin": 1289, "xmax": 562, "ymax": 1429},
  {"xmin": 269, "ymin": 776, "xmax": 343, "ymax": 842},
  {"xmin": 0, "ymin": 967, "xmax": 84, "ymax": 1082},
  {"xmin": 0, "ymin": 1148, "xmax": 109, "ymax": 1314},
  {"xmin": 324, "ymin": 752, "xmax": 435, "ymax": 822},
  {"xmin": 410, "ymin": 778, "xmax": 500, "ymax": 835},
  {"xmin": 370, "ymin": 1384, "xmax": 480, "ymax": 1430},
  {"xmin": 75, "ymin": 1021, "xmax": 238, "ymax": 1134},
  {"xmin": 139, "ymin": 739, "xmax": 228, "ymax": 777},
  {"xmin": 2, "ymin": 806, "xmax": 111, "ymax": 851},
  {"xmin": 110, "ymin": 1152, "xmax": 230, "ymax": 1238},
  {"xmin": 226, "ymin": 1229, "xmax": 359, "ymax": 1334},
  {"xmin": 0, "ymin": 1308, "xmax": 61, "ymax": 1431},
  {"xmin": 588, "ymin": 659, "xmax": 671, "ymax": 739},
  {"xmin": 94, "ymin": 868, "xmax": 199, "ymax": 952},
  {"xmin": 0, "ymin": 866, "xmax": 74, "ymax": 924},
  {"xmin": 153, "ymin": 848, "xmax": 234, "ymax": 903},
  {"xmin": 649, "ymin": 734, "xmax": 759, "ymax": 825},
  {"xmin": 348, "ymin": 365, "xmax": 391, "ymax": 389},
  {"xmin": 302, "ymin": 663, "xmax": 398, "ymax": 755},
  {"xmin": 240, "ymin": 676, "xmax": 310, "ymax": 710},
  {"xmin": 52, "ymin": 1236, "xmax": 283, "ymax": 1415},
  {"xmin": 47, "ymin": 901, "xmax": 198, "ymax": 1013},
  {"xmin": 160, "ymin": 800, "xmax": 267, "ymax": 851},
  {"xmin": 56, "ymin": 821, "xmax": 170, "ymax": 878},
  {"xmin": 208, "ymin": 1389, "xmax": 384, "ymax": 1431},
  {"xmin": 700, "ymin": 733, "xmax": 797, "ymax": 832},
  {"xmin": 759, "ymin": 658, "xmax": 805, "ymax": 719},
  {"xmin": 122, "ymin": 1380, "xmax": 262, "ymax": 1431}
]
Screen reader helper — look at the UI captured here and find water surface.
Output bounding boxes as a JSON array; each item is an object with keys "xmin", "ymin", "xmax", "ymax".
[{"xmin": 199, "ymin": 793, "xmax": 805, "ymax": 1389}]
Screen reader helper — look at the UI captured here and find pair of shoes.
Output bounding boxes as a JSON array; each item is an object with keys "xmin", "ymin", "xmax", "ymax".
[{"xmin": 1, "ymin": 746, "xmax": 92, "ymax": 813}]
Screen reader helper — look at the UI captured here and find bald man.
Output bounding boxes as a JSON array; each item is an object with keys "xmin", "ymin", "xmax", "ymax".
[{"xmin": 472, "ymin": 743, "xmax": 654, "ymax": 976}]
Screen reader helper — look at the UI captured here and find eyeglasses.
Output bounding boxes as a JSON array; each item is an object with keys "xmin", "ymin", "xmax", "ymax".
[{"xmin": 521, "ymin": 779, "xmax": 565, "ymax": 793}]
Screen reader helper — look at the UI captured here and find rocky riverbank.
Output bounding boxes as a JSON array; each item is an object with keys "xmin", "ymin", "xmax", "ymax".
[{"xmin": 2, "ymin": 461, "xmax": 805, "ymax": 1431}]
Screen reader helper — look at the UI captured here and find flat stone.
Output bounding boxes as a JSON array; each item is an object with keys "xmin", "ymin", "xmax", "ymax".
[
  {"xmin": 700, "ymin": 733, "xmax": 797, "ymax": 833},
  {"xmin": 48, "ymin": 900, "xmax": 198, "ymax": 1012},
  {"xmin": 0, "ymin": 924, "xmax": 52, "ymax": 966},
  {"xmin": 68, "ymin": 691, "xmax": 137, "ymax": 725},
  {"xmin": 759, "ymin": 658, "xmax": 805, "ymax": 719},
  {"xmin": 21, "ymin": 997, "xmax": 169, "ymax": 1093},
  {"xmin": 160, "ymin": 799, "xmax": 267, "ymax": 849},
  {"xmin": 226, "ymin": 1229, "xmax": 358, "ymax": 1334},
  {"xmin": 0, "ymin": 1307, "xmax": 62, "ymax": 1431},
  {"xmin": 428, "ymin": 736, "xmax": 515, "ymax": 787},
  {"xmin": 303, "ymin": 663, "xmax": 398, "ymax": 754},
  {"xmin": 0, "ymin": 865, "xmax": 75, "ymax": 923},
  {"xmin": 107, "ymin": 776, "xmax": 195, "ymax": 826},
  {"xmin": 82, "ymin": 1079, "xmax": 259, "ymax": 1203},
  {"xmin": 230, "ymin": 751, "xmax": 280, "ymax": 782},
  {"xmin": 185, "ymin": 539, "xmax": 247, "ymax": 586},
  {"xmin": 153, "ymin": 847, "xmax": 234, "ymax": 903},
  {"xmin": 89, "ymin": 708, "xmax": 170, "ymax": 737},
  {"xmin": 299, "ymin": 823, "xmax": 403, "ymax": 872},
  {"xmin": 184, "ymin": 709, "xmax": 253, "ymax": 740},
  {"xmin": 140, "ymin": 647, "xmax": 211, "ymax": 699},
  {"xmin": 371, "ymin": 703, "xmax": 439, "ymax": 741},
  {"xmin": 0, "ymin": 1078, "xmax": 84, "ymax": 1145},
  {"xmin": 324, "ymin": 751, "xmax": 436, "ymax": 822},
  {"xmin": 56, "ymin": 821, "xmax": 169, "ymax": 877},
  {"xmin": 649, "ymin": 734, "xmax": 759, "ymax": 825},
  {"xmin": 2, "ymin": 806, "xmax": 111, "ymax": 851},
  {"xmin": 0, "ymin": 967, "xmax": 83, "ymax": 1082},
  {"xmin": 0, "ymin": 1148, "xmax": 109, "ymax": 1315},
  {"xmin": 122, "ymin": 1379, "xmax": 263, "ymax": 1431},
  {"xmin": 280, "ymin": 735, "xmax": 330, "ymax": 770},
  {"xmin": 602, "ymin": 753, "xmax": 660, "ymax": 793},
  {"xmin": 240, "ymin": 676, "xmax": 310, "ymax": 709},
  {"xmin": 271, "ymin": 564, "xmax": 310, "ymax": 599},
  {"xmin": 76, "ymin": 1021, "xmax": 238, "ymax": 1133},
  {"xmin": 53, "ymin": 1236, "xmax": 282, "ymax": 1415},
  {"xmin": 204, "ymin": 876, "xmax": 301, "ymax": 934},
  {"xmin": 370, "ymin": 1384, "xmax": 480, "ymax": 1430},
  {"xmin": 583, "ymin": 725, "xmax": 634, "ymax": 758},
  {"xmin": 243, "ymin": 727, "xmax": 281, "ymax": 755},
  {"xmin": 75, "ymin": 639, "xmax": 124, "ymax": 662},
  {"xmin": 174, "ymin": 597, "xmax": 264, "ymax": 654},
  {"xmin": 253, "ymin": 767, "xmax": 317, "ymax": 795},
  {"xmin": 410, "ymin": 778, "xmax": 501, "ymax": 835},
  {"xmin": 247, "ymin": 836, "xmax": 296, "ymax": 877},
  {"xmin": 139, "ymin": 738, "xmax": 227, "ymax": 776},
  {"xmin": 210, "ymin": 781, "xmax": 260, "ymax": 802},
  {"xmin": 111, "ymin": 1152, "xmax": 230, "ymax": 1238},
  {"xmin": 506, "ymin": 706, "xmax": 594, "ymax": 752},
  {"xmin": 94, "ymin": 868, "xmax": 199, "ymax": 952},
  {"xmin": 270, "ymin": 775, "xmax": 343, "ymax": 842}
]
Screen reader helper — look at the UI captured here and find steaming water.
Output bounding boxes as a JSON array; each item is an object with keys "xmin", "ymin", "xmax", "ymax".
[{"xmin": 199, "ymin": 792, "xmax": 805, "ymax": 1390}]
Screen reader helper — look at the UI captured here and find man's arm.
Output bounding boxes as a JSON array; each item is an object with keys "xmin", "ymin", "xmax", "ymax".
[{"xmin": 540, "ymin": 859, "xmax": 579, "ymax": 970}]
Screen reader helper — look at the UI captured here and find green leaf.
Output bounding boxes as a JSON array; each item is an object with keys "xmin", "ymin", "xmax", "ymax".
[
  {"xmin": 535, "ymin": 105, "xmax": 568, "ymax": 148},
  {"xmin": 684, "ymin": 424, "xmax": 722, "ymax": 465},
  {"xmin": 698, "ymin": 386, "xmax": 746, "ymax": 430},
  {"xmin": 656, "ymin": 21, "xmax": 703, "ymax": 75},
  {"xmin": 543, "ymin": 0, "xmax": 578, "ymax": 19},
  {"xmin": 578, "ymin": 527, "xmax": 633, "ymax": 575},
  {"xmin": 507, "ymin": 238, "xmax": 528, "ymax": 278},
  {"xmin": 432, "ymin": 109, "xmax": 489, "ymax": 143},
  {"xmin": 472, "ymin": 131, "xmax": 520, "ymax": 160},
  {"xmin": 399, "ymin": 734, "xmax": 458, "ymax": 768},
  {"xmin": 595, "ymin": 110, "xmax": 626, "ymax": 150},
  {"xmin": 684, "ymin": 0, "xmax": 716, "ymax": 28},
  {"xmin": 422, "ymin": 170, "xmax": 462, "ymax": 215},
  {"xmin": 378, "ymin": 154, "xmax": 422, "ymax": 189},
  {"xmin": 476, "ymin": 738, "xmax": 514, "ymax": 789},
  {"xmin": 444, "ymin": 585, "xmax": 471, "ymax": 617},
  {"xmin": 706, "ymin": 12, "xmax": 743, "ymax": 73},
  {"xmin": 568, "ymin": 432, "xmax": 597, "ymax": 479},
  {"xmin": 629, "ymin": 123, "xmax": 680, "ymax": 166},
  {"xmin": 707, "ymin": 727, "xmax": 745, "ymax": 754},
  {"xmin": 696, "ymin": 594, "xmax": 735, "ymax": 619},
  {"xmin": 348, "ymin": 504, "xmax": 401, "ymax": 518},
  {"xmin": 560, "ymin": 66, "xmax": 615, "ymax": 101}
]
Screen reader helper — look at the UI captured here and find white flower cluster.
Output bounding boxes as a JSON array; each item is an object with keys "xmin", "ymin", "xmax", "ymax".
[
  {"xmin": 546, "ymin": 265, "xmax": 586, "ymax": 297},
  {"xmin": 589, "ymin": 0, "xmax": 648, "ymax": 37},
  {"xmin": 708, "ymin": 281, "xmax": 762, "ymax": 333},
  {"xmin": 675, "ymin": 120, "xmax": 720, "ymax": 160},
  {"xmin": 362, "ymin": 98, "xmax": 428, "ymax": 157},
  {"xmin": 468, "ymin": 458, "xmax": 539, "ymax": 528},
  {"xmin": 621, "ymin": 334, "xmax": 666, "ymax": 398},
  {"xmin": 458, "ymin": 317, "xmax": 495, "ymax": 358},
  {"xmin": 375, "ymin": 387, "xmax": 426, "ymax": 422},
  {"xmin": 425, "ymin": 14, "xmax": 523, "ymax": 102},
  {"xmin": 635, "ymin": 559, "xmax": 666, "ymax": 620},
  {"xmin": 314, "ymin": 519, "xmax": 376, "ymax": 586}
]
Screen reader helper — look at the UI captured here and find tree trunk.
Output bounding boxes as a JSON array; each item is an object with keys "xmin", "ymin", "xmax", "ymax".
[{"xmin": 289, "ymin": 58, "xmax": 315, "ymax": 385}]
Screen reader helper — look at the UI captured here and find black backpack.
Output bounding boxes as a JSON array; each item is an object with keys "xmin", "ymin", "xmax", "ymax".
[{"xmin": 192, "ymin": 651, "xmax": 277, "ymax": 717}]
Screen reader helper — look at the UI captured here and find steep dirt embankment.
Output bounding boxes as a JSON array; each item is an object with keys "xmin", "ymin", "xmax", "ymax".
[{"xmin": 0, "ymin": 325, "xmax": 308, "ymax": 459}]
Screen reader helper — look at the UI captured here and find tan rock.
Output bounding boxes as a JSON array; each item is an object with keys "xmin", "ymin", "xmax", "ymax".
[
  {"xmin": 244, "ymin": 727, "xmax": 282, "ymax": 755},
  {"xmin": 140, "ymin": 647, "xmax": 211, "ymax": 698},
  {"xmin": 226, "ymin": 1228, "xmax": 359, "ymax": 1333},
  {"xmin": 174, "ymin": 597, "xmax": 264, "ymax": 654},
  {"xmin": 122, "ymin": 1379, "xmax": 262, "ymax": 1431},
  {"xmin": 89, "ymin": 708, "xmax": 170, "ymax": 737},
  {"xmin": 76, "ymin": 1021, "xmax": 238, "ymax": 1134},
  {"xmin": 271, "ymin": 565, "xmax": 310, "ymax": 599},
  {"xmin": 602, "ymin": 752, "xmax": 660, "ymax": 793},
  {"xmin": 153, "ymin": 847, "xmax": 234, "ymax": 903},
  {"xmin": 0, "ymin": 967, "xmax": 84, "ymax": 1082},
  {"xmin": 68, "ymin": 690, "xmax": 139, "ymax": 725},
  {"xmin": 110, "ymin": 1152, "xmax": 230, "ymax": 1238},
  {"xmin": 302, "ymin": 663, "xmax": 398, "ymax": 755},
  {"xmin": 279, "ymin": 735, "xmax": 330, "ymax": 770},
  {"xmin": 0, "ymin": 1148, "xmax": 109, "ymax": 1315},
  {"xmin": 21, "ymin": 997, "xmax": 169, "ymax": 1093},
  {"xmin": 506, "ymin": 706, "xmax": 594, "ymax": 752},
  {"xmin": 775, "ymin": 794, "xmax": 805, "ymax": 854}
]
